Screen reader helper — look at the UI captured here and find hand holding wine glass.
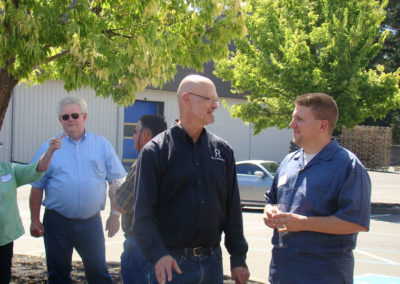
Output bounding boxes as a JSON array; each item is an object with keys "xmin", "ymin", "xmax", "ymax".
[{"xmin": 272, "ymin": 203, "xmax": 288, "ymax": 248}]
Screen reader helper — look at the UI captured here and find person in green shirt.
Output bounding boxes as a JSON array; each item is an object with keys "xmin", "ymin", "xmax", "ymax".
[{"xmin": 0, "ymin": 134, "xmax": 63, "ymax": 284}]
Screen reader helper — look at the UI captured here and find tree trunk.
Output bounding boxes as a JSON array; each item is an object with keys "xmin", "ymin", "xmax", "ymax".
[{"xmin": 0, "ymin": 67, "xmax": 19, "ymax": 132}]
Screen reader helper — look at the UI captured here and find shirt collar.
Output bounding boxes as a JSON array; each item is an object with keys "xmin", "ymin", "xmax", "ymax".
[
  {"xmin": 294, "ymin": 138, "xmax": 338, "ymax": 162},
  {"xmin": 66, "ymin": 129, "xmax": 88, "ymax": 144},
  {"xmin": 171, "ymin": 121, "xmax": 206, "ymax": 144}
]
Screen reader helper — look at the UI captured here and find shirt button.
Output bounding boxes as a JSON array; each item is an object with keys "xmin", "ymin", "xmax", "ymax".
[
  {"xmin": 198, "ymin": 181, "xmax": 202, "ymax": 185},
  {"xmin": 196, "ymin": 162, "xmax": 199, "ymax": 166},
  {"xmin": 294, "ymin": 187, "xmax": 298, "ymax": 191}
]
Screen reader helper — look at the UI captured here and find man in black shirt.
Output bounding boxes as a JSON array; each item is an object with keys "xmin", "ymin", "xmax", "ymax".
[{"xmin": 133, "ymin": 74, "xmax": 250, "ymax": 284}]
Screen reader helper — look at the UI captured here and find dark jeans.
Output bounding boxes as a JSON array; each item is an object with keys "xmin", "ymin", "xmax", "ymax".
[
  {"xmin": 0, "ymin": 242, "xmax": 13, "ymax": 284},
  {"xmin": 43, "ymin": 209, "xmax": 112, "ymax": 284},
  {"xmin": 121, "ymin": 237, "xmax": 154, "ymax": 283},
  {"xmin": 149, "ymin": 246, "xmax": 223, "ymax": 284}
]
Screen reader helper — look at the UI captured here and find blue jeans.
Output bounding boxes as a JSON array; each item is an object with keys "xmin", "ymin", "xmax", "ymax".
[
  {"xmin": 43, "ymin": 209, "xmax": 112, "ymax": 284},
  {"xmin": 0, "ymin": 241, "xmax": 13, "ymax": 284},
  {"xmin": 121, "ymin": 237, "xmax": 154, "ymax": 283},
  {"xmin": 150, "ymin": 246, "xmax": 223, "ymax": 284}
]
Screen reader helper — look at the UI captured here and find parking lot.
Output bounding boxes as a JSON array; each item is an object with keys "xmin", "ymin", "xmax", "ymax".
[
  {"xmin": 232, "ymin": 209, "xmax": 400, "ymax": 283},
  {"xmin": 13, "ymin": 182, "xmax": 400, "ymax": 284}
]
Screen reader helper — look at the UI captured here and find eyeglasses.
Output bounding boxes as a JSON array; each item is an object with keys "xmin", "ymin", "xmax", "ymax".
[
  {"xmin": 60, "ymin": 113, "xmax": 84, "ymax": 121},
  {"xmin": 188, "ymin": 92, "xmax": 219, "ymax": 105}
]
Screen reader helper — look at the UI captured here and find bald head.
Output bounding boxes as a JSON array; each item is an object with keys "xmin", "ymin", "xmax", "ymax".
[
  {"xmin": 176, "ymin": 74, "xmax": 219, "ymax": 130},
  {"xmin": 177, "ymin": 75, "xmax": 216, "ymax": 98}
]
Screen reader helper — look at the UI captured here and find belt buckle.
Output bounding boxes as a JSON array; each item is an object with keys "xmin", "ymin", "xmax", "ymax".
[{"xmin": 192, "ymin": 247, "xmax": 203, "ymax": 257}]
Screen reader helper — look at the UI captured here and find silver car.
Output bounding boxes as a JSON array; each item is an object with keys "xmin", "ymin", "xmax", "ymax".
[{"xmin": 236, "ymin": 160, "xmax": 279, "ymax": 206}]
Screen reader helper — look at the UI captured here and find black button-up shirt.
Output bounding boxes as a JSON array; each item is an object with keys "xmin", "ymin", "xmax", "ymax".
[{"xmin": 133, "ymin": 123, "xmax": 248, "ymax": 269}]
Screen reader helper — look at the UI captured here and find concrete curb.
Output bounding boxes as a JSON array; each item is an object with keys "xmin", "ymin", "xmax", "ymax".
[{"xmin": 371, "ymin": 203, "xmax": 400, "ymax": 215}]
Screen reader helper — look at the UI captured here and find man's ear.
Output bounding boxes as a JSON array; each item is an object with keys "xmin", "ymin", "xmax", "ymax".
[
  {"xmin": 142, "ymin": 129, "xmax": 152, "ymax": 143},
  {"xmin": 182, "ymin": 92, "xmax": 191, "ymax": 104},
  {"xmin": 320, "ymin": 120, "xmax": 329, "ymax": 133}
]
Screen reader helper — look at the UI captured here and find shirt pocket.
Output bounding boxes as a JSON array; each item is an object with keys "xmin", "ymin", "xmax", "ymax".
[{"xmin": 90, "ymin": 160, "xmax": 106, "ymax": 178}]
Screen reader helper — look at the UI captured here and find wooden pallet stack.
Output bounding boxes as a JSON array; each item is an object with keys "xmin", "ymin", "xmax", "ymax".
[{"xmin": 339, "ymin": 126, "xmax": 392, "ymax": 171}]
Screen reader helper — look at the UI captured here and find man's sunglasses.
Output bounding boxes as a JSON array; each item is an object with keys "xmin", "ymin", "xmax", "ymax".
[{"xmin": 60, "ymin": 113, "xmax": 84, "ymax": 121}]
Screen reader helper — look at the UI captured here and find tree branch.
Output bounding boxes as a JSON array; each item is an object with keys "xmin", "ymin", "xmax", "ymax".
[{"xmin": 47, "ymin": 50, "xmax": 70, "ymax": 63}]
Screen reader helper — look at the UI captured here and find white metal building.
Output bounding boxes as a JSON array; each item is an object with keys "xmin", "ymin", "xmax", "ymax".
[{"xmin": 0, "ymin": 80, "xmax": 292, "ymax": 164}]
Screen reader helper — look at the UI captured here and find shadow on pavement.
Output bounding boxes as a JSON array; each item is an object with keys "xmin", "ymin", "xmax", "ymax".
[{"xmin": 370, "ymin": 213, "xmax": 400, "ymax": 224}]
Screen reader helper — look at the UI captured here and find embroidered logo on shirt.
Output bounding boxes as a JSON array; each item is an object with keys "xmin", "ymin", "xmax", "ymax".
[
  {"xmin": 211, "ymin": 149, "xmax": 225, "ymax": 162},
  {"xmin": 1, "ymin": 174, "xmax": 12, "ymax": 183}
]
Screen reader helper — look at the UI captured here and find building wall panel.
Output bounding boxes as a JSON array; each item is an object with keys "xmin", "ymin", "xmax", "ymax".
[
  {"xmin": 12, "ymin": 81, "xmax": 119, "ymax": 163},
  {"xmin": 7, "ymin": 81, "xmax": 292, "ymax": 164},
  {"xmin": 207, "ymin": 97, "xmax": 292, "ymax": 162}
]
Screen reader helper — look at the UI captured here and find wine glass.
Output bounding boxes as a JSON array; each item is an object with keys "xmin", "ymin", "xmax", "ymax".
[{"xmin": 272, "ymin": 203, "xmax": 287, "ymax": 248}]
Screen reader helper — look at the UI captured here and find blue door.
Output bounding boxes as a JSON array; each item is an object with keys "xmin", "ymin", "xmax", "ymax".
[{"xmin": 122, "ymin": 100, "xmax": 164, "ymax": 165}]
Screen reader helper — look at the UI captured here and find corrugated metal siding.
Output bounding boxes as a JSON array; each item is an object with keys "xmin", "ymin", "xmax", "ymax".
[
  {"xmin": 6, "ymin": 80, "xmax": 292, "ymax": 164},
  {"xmin": 250, "ymin": 127, "xmax": 293, "ymax": 162},
  {"xmin": 12, "ymin": 81, "xmax": 120, "ymax": 163},
  {"xmin": 207, "ymin": 97, "xmax": 292, "ymax": 162},
  {"xmin": 206, "ymin": 97, "xmax": 251, "ymax": 160}
]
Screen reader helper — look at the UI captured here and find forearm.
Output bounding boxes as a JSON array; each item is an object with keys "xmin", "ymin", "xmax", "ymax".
[
  {"xmin": 36, "ymin": 149, "xmax": 54, "ymax": 172},
  {"xmin": 30, "ymin": 187, "xmax": 44, "ymax": 221},
  {"xmin": 108, "ymin": 186, "xmax": 121, "ymax": 216},
  {"xmin": 302, "ymin": 215, "xmax": 368, "ymax": 234}
]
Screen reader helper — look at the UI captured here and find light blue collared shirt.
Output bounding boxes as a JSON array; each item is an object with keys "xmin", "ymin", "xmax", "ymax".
[{"xmin": 31, "ymin": 131, "xmax": 126, "ymax": 219}]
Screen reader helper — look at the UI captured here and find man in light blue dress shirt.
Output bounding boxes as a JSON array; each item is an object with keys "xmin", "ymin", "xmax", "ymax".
[{"xmin": 29, "ymin": 96, "xmax": 126, "ymax": 284}]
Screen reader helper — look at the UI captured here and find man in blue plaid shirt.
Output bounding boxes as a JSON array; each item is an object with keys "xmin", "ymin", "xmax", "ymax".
[{"xmin": 264, "ymin": 93, "xmax": 371, "ymax": 284}]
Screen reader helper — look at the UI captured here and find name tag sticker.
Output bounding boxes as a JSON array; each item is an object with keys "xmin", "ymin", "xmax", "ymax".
[
  {"xmin": 1, "ymin": 174, "xmax": 12, "ymax": 183},
  {"xmin": 277, "ymin": 175, "xmax": 287, "ymax": 187}
]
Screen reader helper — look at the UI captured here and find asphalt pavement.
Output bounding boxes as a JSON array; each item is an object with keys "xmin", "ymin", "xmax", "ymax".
[
  {"xmin": 368, "ymin": 169, "xmax": 400, "ymax": 214},
  {"xmin": 12, "ymin": 169, "xmax": 400, "ymax": 283}
]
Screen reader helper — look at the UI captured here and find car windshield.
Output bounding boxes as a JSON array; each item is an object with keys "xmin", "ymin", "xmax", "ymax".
[{"xmin": 261, "ymin": 162, "xmax": 279, "ymax": 176}]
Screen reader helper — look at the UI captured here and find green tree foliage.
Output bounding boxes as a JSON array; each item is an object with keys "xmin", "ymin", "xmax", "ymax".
[
  {"xmin": 0, "ymin": 0, "xmax": 245, "ymax": 130},
  {"xmin": 370, "ymin": 0, "xmax": 400, "ymax": 73},
  {"xmin": 364, "ymin": 0, "xmax": 400, "ymax": 144},
  {"xmin": 215, "ymin": 0, "xmax": 400, "ymax": 134}
]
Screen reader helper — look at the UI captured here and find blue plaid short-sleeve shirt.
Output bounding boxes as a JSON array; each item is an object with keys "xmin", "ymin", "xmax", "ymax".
[{"xmin": 266, "ymin": 139, "xmax": 371, "ymax": 284}]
